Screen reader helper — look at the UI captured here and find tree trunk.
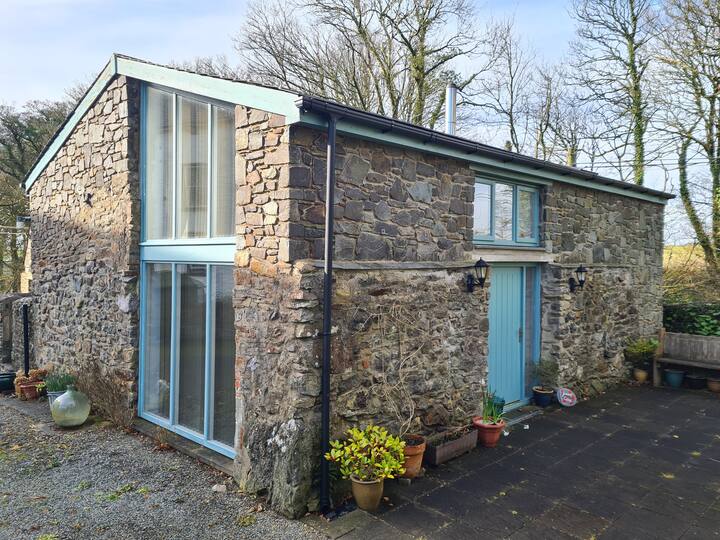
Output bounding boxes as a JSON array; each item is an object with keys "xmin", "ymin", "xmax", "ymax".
[{"xmin": 678, "ymin": 136, "xmax": 720, "ymax": 279}]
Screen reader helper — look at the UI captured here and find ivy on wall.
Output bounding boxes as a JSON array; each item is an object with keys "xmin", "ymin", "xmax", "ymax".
[{"xmin": 663, "ymin": 304, "xmax": 720, "ymax": 337}]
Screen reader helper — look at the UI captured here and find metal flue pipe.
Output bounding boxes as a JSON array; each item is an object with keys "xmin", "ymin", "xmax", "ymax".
[{"xmin": 445, "ymin": 83, "xmax": 457, "ymax": 135}]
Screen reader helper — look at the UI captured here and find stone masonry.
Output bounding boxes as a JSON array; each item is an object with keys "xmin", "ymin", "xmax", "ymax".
[
  {"xmin": 541, "ymin": 184, "xmax": 664, "ymax": 396},
  {"xmin": 28, "ymin": 76, "xmax": 140, "ymax": 410}
]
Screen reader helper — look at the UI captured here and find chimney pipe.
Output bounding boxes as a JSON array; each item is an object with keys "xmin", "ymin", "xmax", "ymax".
[{"xmin": 445, "ymin": 83, "xmax": 457, "ymax": 135}]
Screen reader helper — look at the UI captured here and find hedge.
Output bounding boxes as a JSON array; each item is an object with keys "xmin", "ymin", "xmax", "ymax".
[{"xmin": 663, "ymin": 303, "xmax": 720, "ymax": 337}]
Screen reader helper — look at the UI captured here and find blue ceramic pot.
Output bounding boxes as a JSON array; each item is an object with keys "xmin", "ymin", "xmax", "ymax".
[
  {"xmin": 533, "ymin": 387, "xmax": 553, "ymax": 407},
  {"xmin": 492, "ymin": 397, "xmax": 506, "ymax": 412},
  {"xmin": 664, "ymin": 369, "xmax": 685, "ymax": 389}
]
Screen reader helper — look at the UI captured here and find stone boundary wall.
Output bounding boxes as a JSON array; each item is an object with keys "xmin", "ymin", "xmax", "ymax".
[{"xmin": 27, "ymin": 75, "xmax": 141, "ymax": 410}]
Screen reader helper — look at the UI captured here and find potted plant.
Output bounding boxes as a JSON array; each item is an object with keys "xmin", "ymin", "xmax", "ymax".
[
  {"xmin": 532, "ymin": 358, "xmax": 558, "ymax": 407},
  {"xmin": 473, "ymin": 389, "xmax": 506, "ymax": 448},
  {"xmin": 13, "ymin": 374, "xmax": 30, "ymax": 398},
  {"xmin": 424, "ymin": 426, "xmax": 478, "ymax": 466},
  {"xmin": 324, "ymin": 425, "xmax": 405, "ymax": 512},
  {"xmin": 44, "ymin": 372, "xmax": 77, "ymax": 407},
  {"xmin": 624, "ymin": 338, "xmax": 659, "ymax": 383},
  {"xmin": 19, "ymin": 380, "xmax": 41, "ymax": 400}
]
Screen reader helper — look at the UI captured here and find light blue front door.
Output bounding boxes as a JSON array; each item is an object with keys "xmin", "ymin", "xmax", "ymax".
[{"xmin": 488, "ymin": 267, "xmax": 525, "ymax": 405}]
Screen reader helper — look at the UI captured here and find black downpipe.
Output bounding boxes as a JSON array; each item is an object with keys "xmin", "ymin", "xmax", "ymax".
[
  {"xmin": 22, "ymin": 304, "xmax": 29, "ymax": 377},
  {"xmin": 320, "ymin": 114, "xmax": 339, "ymax": 512}
]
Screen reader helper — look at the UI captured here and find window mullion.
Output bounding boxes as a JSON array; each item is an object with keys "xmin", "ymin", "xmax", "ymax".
[
  {"xmin": 203, "ymin": 264, "xmax": 212, "ymax": 442},
  {"xmin": 172, "ymin": 93, "xmax": 178, "ymax": 240},
  {"xmin": 207, "ymin": 103, "xmax": 213, "ymax": 238}
]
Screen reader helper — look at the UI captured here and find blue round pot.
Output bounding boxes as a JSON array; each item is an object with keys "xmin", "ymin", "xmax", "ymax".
[
  {"xmin": 532, "ymin": 387, "xmax": 553, "ymax": 407},
  {"xmin": 492, "ymin": 397, "xmax": 506, "ymax": 412},
  {"xmin": 664, "ymin": 369, "xmax": 685, "ymax": 389}
]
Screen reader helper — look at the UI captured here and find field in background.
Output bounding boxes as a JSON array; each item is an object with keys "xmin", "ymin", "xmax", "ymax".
[{"xmin": 663, "ymin": 244, "xmax": 720, "ymax": 303}]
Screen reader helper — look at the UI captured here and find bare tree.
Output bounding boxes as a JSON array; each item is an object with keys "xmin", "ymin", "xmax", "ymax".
[
  {"xmin": 656, "ymin": 0, "xmax": 720, "ymax": 279},
  {"xmin": 570, "ymin": 0, "xmax": 657, "ymax": 185},
  {"xmin": 467, "ymin": 20, "xmax": 535, "ymax": 153},
  {"xmin": 170, "ymin": 55, "xmax": 243, "ymax": 79},
  {"xmin": 234, "ymin": 0, "xmax": 497, "ymax": 128}
]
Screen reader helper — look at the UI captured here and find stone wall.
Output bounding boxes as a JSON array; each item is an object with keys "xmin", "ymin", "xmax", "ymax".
[
  {"xmin": 541, "ymin": 183, "xmax": 665, "ymax": 396},
  {"xmin": 330, "ymin": 267, "xmax": 488, "ymax": 436},
  {"xmin": 233, "ymin": 108, "xmax": 323, "ymax": 517},
  {"xmin": 28, "ymin": 75, "xmax": 140, "ymax": 408},
  {"xmin": 287, "ymin": 126, "xmax": 476, "ymax": 262}
]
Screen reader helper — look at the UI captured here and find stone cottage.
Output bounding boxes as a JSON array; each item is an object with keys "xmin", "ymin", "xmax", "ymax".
[{"xmin": 24, "ymin": 54, "xmax": 672, "ymax": 517}]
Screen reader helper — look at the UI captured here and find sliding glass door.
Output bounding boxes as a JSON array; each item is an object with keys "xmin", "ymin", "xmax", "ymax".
[
  {"xmin": 139, "ymin": 83, "xmax": 236, "ymax": 457},
  {"xmin": 141, "ymin": 263, "xmax": 235, "ymax": 455}
]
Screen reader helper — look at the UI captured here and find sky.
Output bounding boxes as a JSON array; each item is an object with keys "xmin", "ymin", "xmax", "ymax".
[
  {"xmin": 2, "ymin": 0, "xmax": 687, "ymax": 239},
  {"xmin": 1, "ymin": 0, "xmax": 575, "ymax": 104}
]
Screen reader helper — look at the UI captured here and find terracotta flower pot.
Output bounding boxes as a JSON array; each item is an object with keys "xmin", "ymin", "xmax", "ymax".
[
  {"xmin": 401, "ymin": 435, "xmax": 426, "ymax": 479},
  {"xmin": 633, "ymin": 368, "xmax": 649, "ymax": 383},
  {"xmin": 708, "ymin": 378, "xmax": 720, "ymax": 393},
  {"xmin": 472, "ymin": 417, "xmax": 506, "ymax": 448},
  {"xmin": 20, "ymin": 382, "xmax": 39, "ymax": 400},
  {"xmin": 350, "ymin": 477, "xmax": 384, "ymax": 512}
]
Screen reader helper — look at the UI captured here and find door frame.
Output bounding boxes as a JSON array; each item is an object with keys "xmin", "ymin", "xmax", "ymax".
[{"xmin": 488, "ymin": 263, "xmax": 542, "ymax": 410}]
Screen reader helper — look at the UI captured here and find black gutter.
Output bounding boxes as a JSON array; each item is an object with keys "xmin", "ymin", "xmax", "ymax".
[
  {"xmin": 294, "ymin": 96, "xmax": 675, "ymax": 201},
  {"xmin": 319, "ymin": 113, "xmax": 339, "ymax": 512}
]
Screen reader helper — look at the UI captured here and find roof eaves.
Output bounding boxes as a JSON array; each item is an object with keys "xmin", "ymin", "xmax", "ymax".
[{"xmin": 294, "ymin": 96, "xmax": 675, "ymax": 203}]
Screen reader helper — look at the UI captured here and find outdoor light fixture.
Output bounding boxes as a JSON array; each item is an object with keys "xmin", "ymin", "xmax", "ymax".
[
  {"xmin": 569, "ymin": 265, "xmax": 588, "ymax": 293},
  {"xmin": 15, "ymin": 216, "xmax": 30, "ymax": 230},
  {"xmin": 466, "ymin": 258, "xmax": 490, "ymax": 292}
]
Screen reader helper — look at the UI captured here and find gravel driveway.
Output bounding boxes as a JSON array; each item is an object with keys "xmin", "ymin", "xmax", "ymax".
[{"xmin": 0, "ymin": 396, "xmax": 322, "ymax": 540}]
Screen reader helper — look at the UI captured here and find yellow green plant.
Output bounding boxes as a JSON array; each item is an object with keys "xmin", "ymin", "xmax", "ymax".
[{"xmin": 324, "ymin": 425, "xmax": 405, "ymax": 481}]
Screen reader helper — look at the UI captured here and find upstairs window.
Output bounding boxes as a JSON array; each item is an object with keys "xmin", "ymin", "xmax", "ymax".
[
  {"xmin": 143, "ymin": 86, "xmax": 235, "ymax": 242},
  {"xmin": 473, "ymin": 179, "xmax": 540, "ymax": 245}
]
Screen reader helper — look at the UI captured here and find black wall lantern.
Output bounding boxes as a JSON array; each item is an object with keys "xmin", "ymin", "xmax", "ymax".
[
  {"xmin": 466, "ymin": 258, "xmax": 489, "ymax": 292},
  {"xmin": 569, "ymin": 265, "xmax": 588, "ymax": 293}
]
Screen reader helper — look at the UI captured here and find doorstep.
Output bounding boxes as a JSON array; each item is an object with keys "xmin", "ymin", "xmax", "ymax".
[{"xmin": 132, "ymin": 417, "xmax": 234, "ymax": 476}]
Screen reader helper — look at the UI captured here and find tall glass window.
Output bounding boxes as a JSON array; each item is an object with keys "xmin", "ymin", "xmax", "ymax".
[
  {"xmin": 140, "ymin": 84, "xmax": 236, "ymax": 458},
  {"xmin": 212, "ymin": 107, "xmax": 236, "ymax": 237},
  {"xmin": 142, "ymin": 86, "xmax": 235, "ymax": 242},
  {"xmin": 212, "ymin": 266, "xmax": 236, "ymax": 446},
  {"xmin": 177, "ymin": 97, "xmax": 209, "ymax": 238},
  {"xmin": 143, "ymin": 263, "xmax": 172, "ymax": 419},
  {"xmin": 144, "ymin": 89, "xmax": 173, "ymax": 240}
]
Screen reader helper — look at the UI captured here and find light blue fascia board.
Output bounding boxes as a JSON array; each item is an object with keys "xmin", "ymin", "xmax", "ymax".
[
  {"xmin": 116, "ymin": 56, "xmax": 301, "ymax": 121},
  {"xmin": 294, "ymin": 111, "xmax": 669, "ymax": 205},
  {"xmin": 472, "ymin": 166, "xmax": 552, "ymax": 187},
  {"xmin": 25, "ymin": 59, "xmax": 117, "ymax": 191},
  {"xmin": 140, "ymin": 243, "xmax": 235, "ymax": 263}
]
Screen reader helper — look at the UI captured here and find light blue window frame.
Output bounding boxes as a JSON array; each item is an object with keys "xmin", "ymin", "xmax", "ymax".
[
  {"xmin": 138, "ymin": 82, "xmax": 236, "ymax": 459},
  {"xmin": 473, "ymin": 179, "xmax": 541, "ymax": 246}
]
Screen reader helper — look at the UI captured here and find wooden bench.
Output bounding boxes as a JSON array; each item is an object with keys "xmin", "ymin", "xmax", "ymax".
[{"xmin": 654, "ymin": 330, "xmax": 720, "ymax": 387}]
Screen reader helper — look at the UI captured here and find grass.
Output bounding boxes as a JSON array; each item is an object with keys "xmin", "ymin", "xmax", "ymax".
[{"xmin": 664, "ymin": 245, "xmax": 720, "ymax": 303}]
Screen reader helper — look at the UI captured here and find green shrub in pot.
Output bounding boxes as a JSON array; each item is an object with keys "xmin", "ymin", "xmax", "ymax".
[
  {"xmin": 324, "ymin": 425, "xmax": 405, "ymax": 511},
  {"xmin": 625, "ymin": 338, "xmax": 659, "ymax": 382}
]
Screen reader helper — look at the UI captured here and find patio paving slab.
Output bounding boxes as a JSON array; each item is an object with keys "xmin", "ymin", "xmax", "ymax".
[{"xmin": 315, "ymin": 386, "xmax": 720, "ymax": 539}]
